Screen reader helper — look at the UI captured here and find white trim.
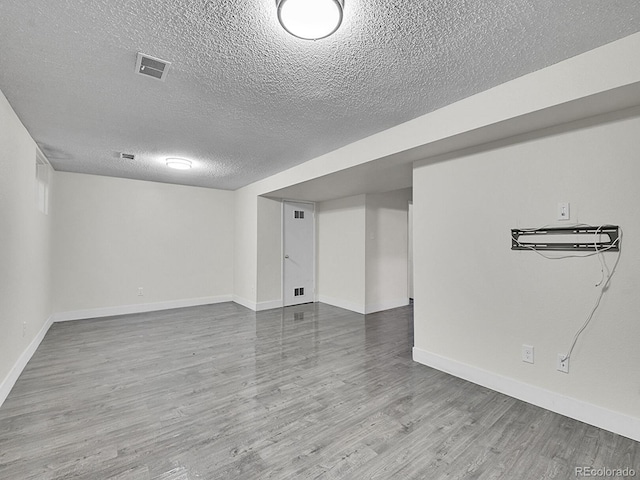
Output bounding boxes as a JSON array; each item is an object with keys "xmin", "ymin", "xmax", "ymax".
[
  {"xmin": 256, "ymin": 299, "xmax": 284, "ymax": 311},
  {"xmin": 2, "ymin": 297, "xmax": 232, "ymax": 406},
  {"xmin": 317, "ymin": 296, "xmax": 410, "ymax": 314},
  {"xmin": 52, "ymin": 295, "xmax": 232, "ymax": 322},
  {"xmin": 280, "ymin": 200, "xmax": 285, "ymax": 309},
  {"xmin": 317, "ymin": 295, "xmax": 365, "ymax": 314},
  {"xmin": 35, "ymin": 145, "xmax": 53, "ymax": 168},
  {"xmin": 408, "ymin": 201, "xmax": 413, "ymax": 300},
  {"xmin": 412, "ymin": 347, "xmax": 640, "ymax": 443},
  {"xmin": 0, "ymin": 315, "xmax": 54, "ymax": 408},
  {"xmin": 233, "ymin": 296, "xmax": 289, "ymax": 312},
  {"xmin": 233, "ymin": 295, "xmax": 257, "ymax": 311},
  {"xmin": 364, "ymin": 298, "xmax": 410, "ymax": 314}
]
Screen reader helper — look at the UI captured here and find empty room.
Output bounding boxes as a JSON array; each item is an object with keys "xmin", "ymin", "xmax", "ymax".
[{"xmin": 1, "ymin": 1, "xmax": 640, "ymax": 478}]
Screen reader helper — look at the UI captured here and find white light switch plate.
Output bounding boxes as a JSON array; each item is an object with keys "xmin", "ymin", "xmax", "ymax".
[{"xmin": 557, "ymin": 202, "xmax": 570, "ymax": 221}]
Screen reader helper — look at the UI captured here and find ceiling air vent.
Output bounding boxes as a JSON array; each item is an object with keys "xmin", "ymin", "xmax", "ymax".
[
  {"xmin": 135, "ymin": 53, "xmax": 171, "ymax": 81},
  {"xmin": 120, "ymin": 152, "xmax": 136, "ymax": 160}
]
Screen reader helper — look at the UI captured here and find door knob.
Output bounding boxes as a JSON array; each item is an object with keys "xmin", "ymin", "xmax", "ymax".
[{"xmin": 284, "ymin": 254, "xmax": 290, "ymax": 258}]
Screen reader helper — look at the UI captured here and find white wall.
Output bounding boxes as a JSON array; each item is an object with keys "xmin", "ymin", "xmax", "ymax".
[
  {"xmin": 233, "ymin": 186, "xmax": 258, "ymax": 309},
  {"xmin": 52, "ymin": 172, "xmax": 234, "ymax": 317},
  {"xmin": 316, "ymin": 195, "xmax": 367, "ymax": 312},
  {"xmin": 0, "ymin": 89, "xmax": 53, "ymax": 402},
  {"xmin": 408, "ymin": 202, "xmax": 414, "ymax": 299},
  {"xmin": 413, "ymin": 107, "xmax": 640, "ymax": 438},
  {"xmin": 365, "ymin": 189, "xmax": 412, "ymax": 313},
  {"xmin": 316, "ymin": 189, "xmax": 411, "ymax": 314},
  {"xmin": 257, "ymin": 196, "xmax": 282, "ymax": 309}
]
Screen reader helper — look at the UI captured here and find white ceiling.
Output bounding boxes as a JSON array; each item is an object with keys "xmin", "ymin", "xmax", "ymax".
[{"xmin": 1, "ymin": 1, "xmax": 639, "ymax": 190}]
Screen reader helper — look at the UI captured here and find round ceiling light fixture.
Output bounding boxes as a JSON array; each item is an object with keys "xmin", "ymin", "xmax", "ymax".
[
  {"xmin": 277, "ymin": 0, "xmax": 344, "ymax": 40},
  {"xmin": 166, "ymin": 158, "xmax": 192, "ymax": 170}
]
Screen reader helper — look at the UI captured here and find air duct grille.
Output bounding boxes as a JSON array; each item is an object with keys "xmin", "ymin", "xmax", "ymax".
[{"xmin": 135, "ymin": 53, "xmax": 171, "ymax": 81}]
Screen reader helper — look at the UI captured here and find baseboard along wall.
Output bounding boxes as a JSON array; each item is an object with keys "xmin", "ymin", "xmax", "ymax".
[
  {"xmin": 0, "ymin": 315, "xmax": 55, "ymax": 408},
  {"xmin": 317, "ymin": 295, "xmax": 410, "ymax": 315},
  {"xmin": 0, "ymin": 295, "xmax": 232, "ymax": 408},
  {"xmin": 52, "ymin": 295, "xmax": 233, "ymax": 322},
  {"xmin": 412, "ymin": 346, "xmax": 640, "ymax": 443}
]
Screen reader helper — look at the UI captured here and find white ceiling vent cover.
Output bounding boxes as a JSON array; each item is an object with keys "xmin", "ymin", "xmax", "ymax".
[{"xmin": 135, "ymin": 53, "xmax": 171, "ymax": 81}]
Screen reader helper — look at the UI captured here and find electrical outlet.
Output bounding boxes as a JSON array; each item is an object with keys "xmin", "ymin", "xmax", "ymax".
[
  {"xmin": 557, "ymin": 354, "xmax": 569, "ymax": 373},
  {"xmin": 138, "ymin": 287, "xmax": 144, "ymax": 296},
  {"xmin": 522, "ymin": 345, "xmax": 534, "ymax": 364}
]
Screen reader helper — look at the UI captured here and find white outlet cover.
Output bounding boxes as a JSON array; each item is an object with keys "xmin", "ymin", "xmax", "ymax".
[
  {"xmin": 557, "ymin": 354, "xmax": 570, "ymax": 373},
  {"xmin": 522, "ymin": 345, "xmax": 534, "ymax": 364}
]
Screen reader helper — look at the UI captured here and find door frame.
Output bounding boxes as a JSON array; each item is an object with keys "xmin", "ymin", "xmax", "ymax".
[
  {"xmin": 408, "ymin": 200, "xmax": 413, "ymax": 300},
  {"xmin": 281, "ymin": 200, "xmax": 316, "ymax": 307}
]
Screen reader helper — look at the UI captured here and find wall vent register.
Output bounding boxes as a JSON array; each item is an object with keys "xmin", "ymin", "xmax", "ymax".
[
  {"xmin": 294, "ymin": 210, "xmax": 305, "ymax": 219},
  {"xmin": 294, "ymin": 287, "xmax": 305, "ymax": 296}
]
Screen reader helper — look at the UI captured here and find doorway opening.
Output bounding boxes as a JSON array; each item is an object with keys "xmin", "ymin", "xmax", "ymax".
[{"xmin": 283, "ymin": 201, "xmax": 315, "ymax": 307}]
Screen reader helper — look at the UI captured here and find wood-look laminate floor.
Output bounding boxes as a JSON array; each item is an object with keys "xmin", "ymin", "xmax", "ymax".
[{"xmin": 0, "ymin": 303, "xmax": 638, "ymax": 479}]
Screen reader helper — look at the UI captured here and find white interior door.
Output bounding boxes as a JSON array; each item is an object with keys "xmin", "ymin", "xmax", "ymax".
[{"xmin": 283, "ymin": 201, "xmax": 315, "ymax": 307}]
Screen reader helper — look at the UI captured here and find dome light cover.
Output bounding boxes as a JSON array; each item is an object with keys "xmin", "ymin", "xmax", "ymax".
[{"xmin": 277, "ymin": 0, "xmax": 344, "ymax": 40}]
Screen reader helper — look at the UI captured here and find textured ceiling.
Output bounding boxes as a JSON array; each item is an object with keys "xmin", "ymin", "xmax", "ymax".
[{"xmin": 0, "ymin": 1, "xmax": 639, "ymax": 190}]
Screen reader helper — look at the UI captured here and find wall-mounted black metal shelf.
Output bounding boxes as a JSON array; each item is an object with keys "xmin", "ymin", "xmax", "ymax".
[{"xmin": 511, "ymin": 225, "xmax": 619, "ymax": 252}]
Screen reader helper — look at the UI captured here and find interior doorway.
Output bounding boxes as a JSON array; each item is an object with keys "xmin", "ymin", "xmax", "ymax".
[{"xmin": 283, "ymin": 201, "xmax": 315, "ymax": 307}]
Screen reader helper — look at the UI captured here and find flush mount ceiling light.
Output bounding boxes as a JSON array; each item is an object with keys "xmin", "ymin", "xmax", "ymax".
[
  {"xmin": 277, "ymin": 0, "xmax": 344, "ymax": 40},
  {"xmin": 166, "ymin": 158, "xmax": 192, "ymax": 170}
]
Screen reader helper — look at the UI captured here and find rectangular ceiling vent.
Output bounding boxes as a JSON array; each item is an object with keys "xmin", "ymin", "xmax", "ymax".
[
  {"xmin": 135, "ymin": 53, "xmax": 171, "ymax": 81},
  {"xmin": 120, "ymin": 152, "xmax": 136, "ymax": 160}
]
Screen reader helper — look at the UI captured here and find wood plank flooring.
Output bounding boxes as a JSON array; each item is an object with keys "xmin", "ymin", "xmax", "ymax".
[{"xmin": 0, "ymin": 302, "xmax": 638, "ymax": 479}]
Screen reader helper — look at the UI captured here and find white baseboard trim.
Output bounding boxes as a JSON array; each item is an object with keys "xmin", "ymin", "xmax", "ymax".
[
  {"xmin": 234, "ymin": 295, "xmax": 408, "ymax": 314},
  {"xmin": 412, "ymin": 347, "xmax": 640, "ymax": 443},
  {"xmin": 233, "ymin": 295, "xmax": 257, "ymax": 311},
  {"xmin": 52, "ymin": 295, "xmax": 233, "ymax": 322},
  {"xmin": 256, "ymin": 299, "xmax": 283, "ymax": 311},
  {"xmin": 318, "ymin": 295, "xmax": 410, "ymax": 314},
  {"xmin": 233, "ymin": 297, "xmax": 284, "ymax": 312},
  {"xmin": 364, "ymin": 298, "xmax": 410, "ymax": 314},
  {"xmin": 317, "ymin": 295, "xmax": 365, "ymax": 314},
  {"xmin": 0, "ymin": 315, "xmax": 54, "ymax": 408},
  {"xmin": 1, "ymin": 296, "xmax": 234, "ymax": 406}
]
